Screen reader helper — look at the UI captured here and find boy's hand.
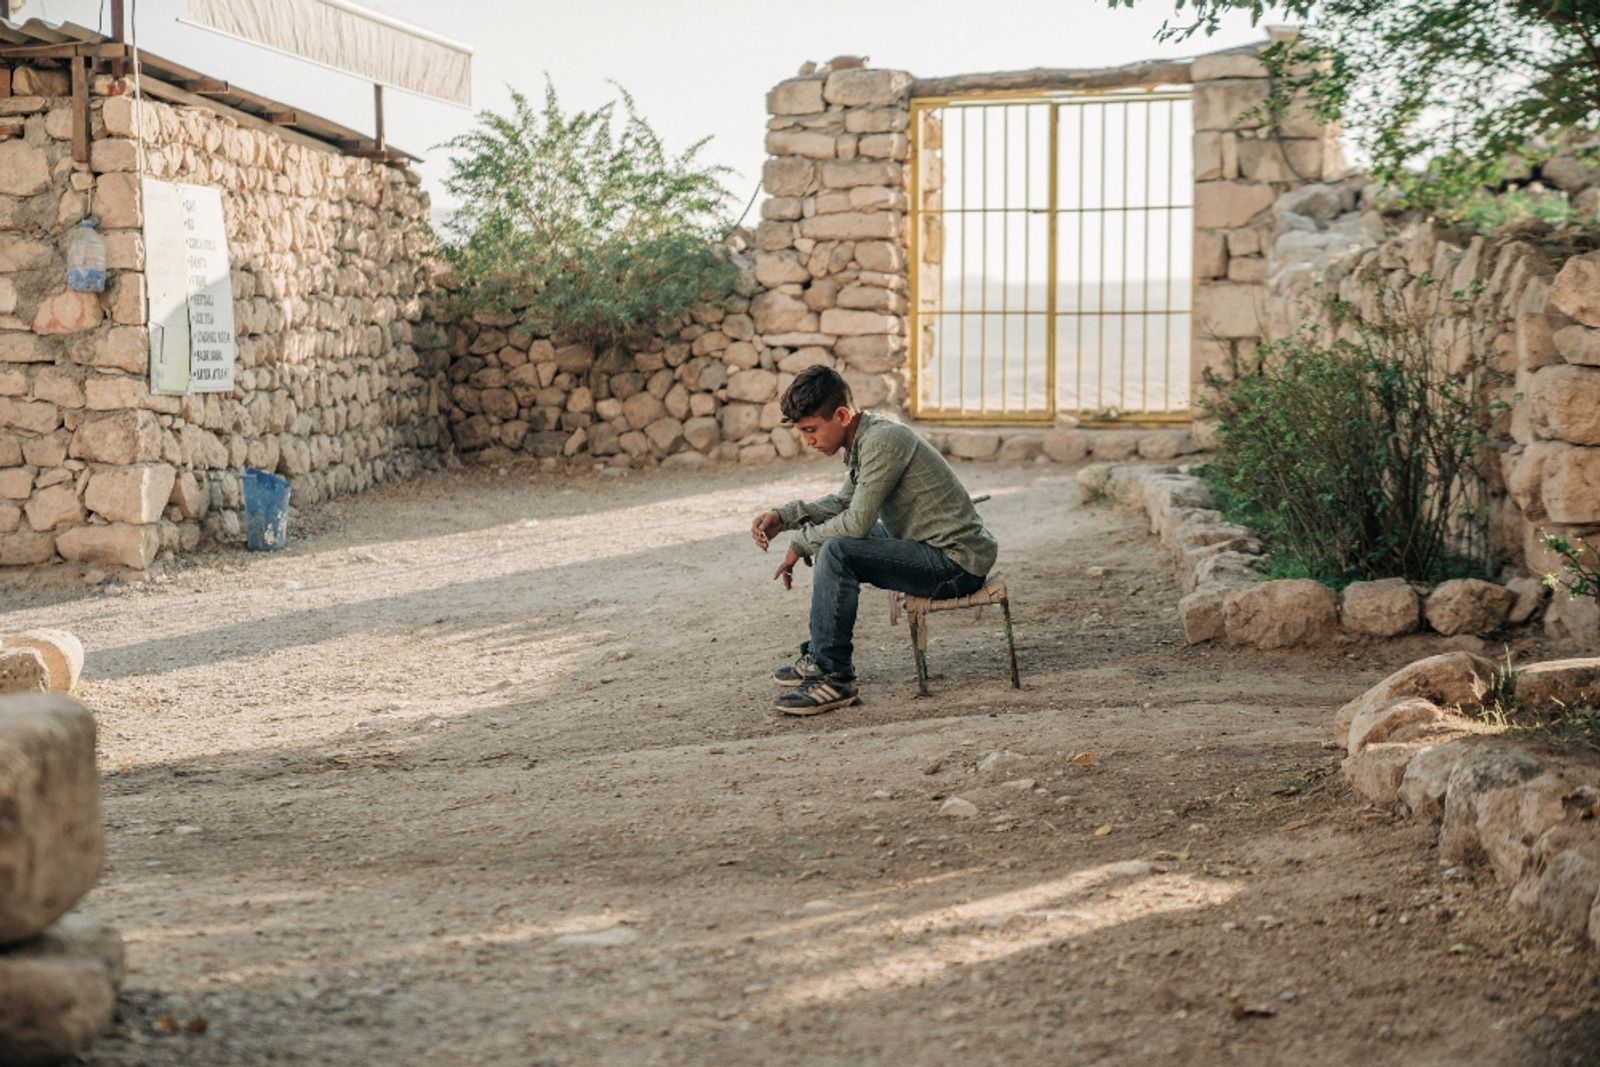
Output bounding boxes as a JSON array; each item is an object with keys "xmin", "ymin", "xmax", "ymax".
[
  {"xmin": 751, "ymin": 510, "xmax": 783, "ymax": 551},
  {"xmin": 774, "ymin": 545, "xmax": 808, "ymax": 590}
]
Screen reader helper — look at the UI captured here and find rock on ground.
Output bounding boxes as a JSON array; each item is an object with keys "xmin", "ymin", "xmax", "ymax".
[
  {"xmin": 1340, "ymin": 578, "xmax": 1420, "ymax": 637},
  {"xmin": 1333, "ymin": 652, "xmax": 1498, "ymax": 748},
  {"xmin": 0, "ymin": 913, "xmax": 124, "ymax": 1067},
  {"xmin": 1222, "ymin": 579, "xmax": 1338, "ymax": 649},
  {"xmin": 0, "ymin": 695, "xmax": 103, "ymax": 943},
  {"xmin": 1424, "ymin": 579, "xmax": 1516, "ymax": 636}
]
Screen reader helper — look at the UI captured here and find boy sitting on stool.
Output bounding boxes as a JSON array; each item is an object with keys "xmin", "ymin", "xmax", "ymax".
[{"xmin": 750, "ymin": 366, "xmax": 999, "ymax": 715}]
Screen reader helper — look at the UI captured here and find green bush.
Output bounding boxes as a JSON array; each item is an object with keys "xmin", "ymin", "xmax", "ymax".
[
  {"xmin": 1201, "ymin": 276, "xmax": 1496, "ymax": 586},
  {"xmin": 437, "ymin": 83, "xmax": 739, "ymax": 349}
]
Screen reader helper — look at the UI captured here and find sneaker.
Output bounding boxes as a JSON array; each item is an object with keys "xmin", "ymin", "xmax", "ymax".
[
  {"xmin": 773, "ymin": 646, "xmax": 821, "ymax": 687},
  {"xmin": 773, "ymin": 676, "xmax": 859, "ymax": 716}
]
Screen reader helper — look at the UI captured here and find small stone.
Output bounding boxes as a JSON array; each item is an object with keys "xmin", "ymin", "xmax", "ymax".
[
  {"xmin": 552, "ymin": 925, "xmax": 639, "ymax": 947},
  {"xmin": 976, "ymin": 750, "xmax": 1024, "ymax": 775},
  {"xmin": 939, "ymin": 796, "xmax": 978, "ymax": 819},
  {"xmin": 1000, "ymin": 778, "xmax": 1036, "ymax": 791},
  {"xmin": 1341, "ymin": 577, "xmax": 1421, "ymax": 637}
]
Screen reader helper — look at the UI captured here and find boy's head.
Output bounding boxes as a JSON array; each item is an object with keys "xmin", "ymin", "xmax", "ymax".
[{"xmin": 781, "ymin": 365, "xmax": 856, "ymax": 457}]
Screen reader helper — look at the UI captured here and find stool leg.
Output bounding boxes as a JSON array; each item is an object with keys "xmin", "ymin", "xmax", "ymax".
[
  {"xmin": 910, "ymin": 614, "xmax": 930, "ymax": 696},
  {"xmin": 1001, "ymin": 597, "xmax": 1020, "ymax": 688}
]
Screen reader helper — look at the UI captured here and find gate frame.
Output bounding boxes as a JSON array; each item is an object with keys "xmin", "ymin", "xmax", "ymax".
[{"xmin": 907, "ymin": 86, "xmax": 1196, "ymax": 429}]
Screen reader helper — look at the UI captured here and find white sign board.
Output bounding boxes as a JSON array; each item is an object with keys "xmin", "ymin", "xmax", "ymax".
[{"xmin": 145, "ymin": 180, "xmax": 237, "ymax": 396}]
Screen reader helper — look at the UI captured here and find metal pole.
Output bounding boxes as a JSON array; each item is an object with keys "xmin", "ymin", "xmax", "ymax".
[{"xmin": 373, "ymin": 83, "xmax": 385, "ymax": 151}]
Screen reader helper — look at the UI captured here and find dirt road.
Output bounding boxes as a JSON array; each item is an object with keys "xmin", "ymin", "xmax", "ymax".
[{"xmin": 3, "ymin": 456, "xmax": 1597, "ymax": 1066}]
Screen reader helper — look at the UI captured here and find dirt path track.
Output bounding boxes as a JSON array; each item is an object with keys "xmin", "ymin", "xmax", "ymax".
[{"xmin": 3, "ymin": 457, "xmax": 1597, "ymax": 1066}]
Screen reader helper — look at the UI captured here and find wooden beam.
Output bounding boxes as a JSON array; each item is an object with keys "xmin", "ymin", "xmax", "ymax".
[
  {"xmin": 0, "ymin": 69, "xmax": 11, "ymax": 100},
  {"xmin": 110, "ymin": 0, "xmax": 126, "ymax": 79},
  {"xmin": 0, "ymin": 42, "xmax": 128, "ymax": 60},
  {"xmin": 70, "ymin": 56, "xmax": 87, "ymax": 163},
  {"xmin": 909, "ymin": 58, "xmax": 1193, "ymax": 99},
  {"xmin": 177, "ymin": 78, "xmax": 230, "ymax": 94}
]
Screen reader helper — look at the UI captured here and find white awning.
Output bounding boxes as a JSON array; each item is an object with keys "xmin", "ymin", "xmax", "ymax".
[{"xmin": 184, "ymin": 0, "xmax": 472, "ymax": 107}]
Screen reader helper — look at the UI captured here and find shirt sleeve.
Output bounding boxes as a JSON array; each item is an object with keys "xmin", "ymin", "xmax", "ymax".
[
  {"xmin": 776, "ymin": 475, "xmax": 855, "ymax": 532},
  {"xmin": 788, "ymin": 430, "xmax": 914, "ymax": 557}
]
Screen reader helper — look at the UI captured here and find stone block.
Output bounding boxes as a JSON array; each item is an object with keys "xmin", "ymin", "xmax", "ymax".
[
  {"xmin": 84, "ymin": 463, "xmax": 176, "ymax": 524},
  {"xmin": 0, "ymin": 631, "xmax": 83, "ymax": 694},
  {"xmin": 0, "ymin": 913, "xmax": 124, "ymax": 1066},
  {"xmin": 765, "ymin": 130, "xmax": 835, "ymax": 160},
  {"xmin": 1194, "ymin": 181, "xmax": 1275, "ymax": 228},
  {"xmin": 92, "ymin": 172, "xmax": 140, "ymax": 229},
  {"xmin": 1195, "ymin": 282, "xmax": 1266, "ymax": 339},
  {"xmin": 945, "ymin": 430, "xmax": 999, "ymax": 460},
  {"xmin": 620, "ymin": 391, "xmax": 665, "ymax": 431},
  {"xmin": 1178, "ymin": 585, "xmax": 1227, "ymax": 644},
  {"xmin": 1516, "ymin": 312, "xmax": 1562, "ymax": 371},
  {"xmin": 68, "ymin": 410, "xmax": 161, "ymax": 464},
  {"xmin": 1514, "ymin": 658, "xmax": 1600, "ymax": 709},
  {"xmin": 0, "ymin": 694, "xmax": 102, "ymax": 942},
  {"xmin": 726, "ymin": 369, "xmax": 779, "ymax": 403},
  {"xmin": 0, "ymin": 399, "xmax": 60, "ymax": 436},
  {"xmin": 682, "ymin": 415, "xmax": 719, "ymax": 452},
  {"xmin": 1341, "ymin": 577, "xmax": 1421, "ymax": 637},
  {"xmin": 1342, "ymin": 742, "xmax": 1429, "ymax": 805},
  {"xmin": 751, "ymin": 290, "xmax": 809, "ymax": 335},
  {"xmin": 22, "ymin": 484, "xmax": 81, "ymax": 532},
  {"xmin": 54, "ymin": 523, "xmax": 158, "ymax": 569},
  {"xmin": 1529, "ymin": 364, "xmax": 1600, "ymax": 444},
  {"xmin": 823, "ymin": 69, "xmax": 911, "ymax": 107},
  {"xmin": 1548, "ymin": 251, "xmax": 1600, "ymax": 327},
  {"xmin": 997, "ymin": 434, "xmax": 1043, "ymax": 463},
  {"xmin": 0, "ymin": 531, "xmax": 53, "ymax": 566},
  {"xmin": 0, "ymin": 334, "xmax": 51, "ymax": 365},
  {"xmin": 833, "ymin": 334, "xmax": 902, "ymax": 372},
  {"xmin": 1333, "ymin": 652, "xmax": 1498, "ymax": 748},
  {"xmin": 30, "ymin": 292, "xmax": 101, "ymax": 336},
  {"xmin": 1193, "ymin": 78, "xmax": 1272, "ymax": 131},
  {"xmin": 821, "ymin": 159, "xmax": 901, "ymax": 189},
  {"xmin": 1222, "ymin": 579, "xmax": 1338, "ymax": 648},
  {"xmin": 1041, "ymin": 428, "xmax": 1088, "ymax": 465},
  {"xmin": 1554, "ymin": 324, "xmax": 1600, "ymax": 366},
  {"xmin": 767, "ymin": 78, "xmax": 825, "ymax": 116},
  {"xmin": 818, "ymin": 308, "xmax": 897, "ymax": 335},
  {"xmin": 1424, "ymin": 578, "xmax": 1516, "ymax": 635},
  {"xmin": 1235, "ymin": 137, "xmax": 1328, "ymax": 183},
  {"xmin": 1397, "ymin": 739, "xmax": 1471, "ymax": 822},
  {"xmin": 1541, "ymin": 444, "xmax": 1600, "ymax": 523},
  {"xmin": 0, "ymin": 141, "xmax": 49, "ymax": 197},
  {"xmin": 798, "ymin": 212, "xmax": 900, "ymax": 241},
  {"xmin": 87, "ymin": 137, "xmax": 137, "ymax": 173}
]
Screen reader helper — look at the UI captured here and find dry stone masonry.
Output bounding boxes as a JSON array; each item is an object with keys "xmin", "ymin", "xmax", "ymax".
[
  {"xmin": 1086, "ymin": 462, "xmax": 1546, "ymax": 648},
  {"xmin": 1337, "ymin": 654, "xmax": 1600, "ymax": 950},
  {"xmin": 0, "ymin": 61, "xmax": 441, "ymax": 572}
]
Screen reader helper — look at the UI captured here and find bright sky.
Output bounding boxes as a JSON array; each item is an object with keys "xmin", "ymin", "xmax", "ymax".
[{"xmin": 27, "ymin": 0, "xmax": 1288, "ymax": 219}]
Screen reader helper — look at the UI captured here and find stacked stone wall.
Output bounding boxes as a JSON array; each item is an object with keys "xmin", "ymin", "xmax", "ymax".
[{"xmin": 0, "ymin": 63, "xmax": 441, "ymax": 571}]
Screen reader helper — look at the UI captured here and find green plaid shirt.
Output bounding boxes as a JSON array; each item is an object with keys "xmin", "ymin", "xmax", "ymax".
[{"xmin": 776, "ymin": 413, "xmax": 998, "ymax": 577}]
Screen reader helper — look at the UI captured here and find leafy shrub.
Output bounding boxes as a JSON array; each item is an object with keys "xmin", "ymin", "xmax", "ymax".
[
  {"xmin": 437, "ymin": 83, "xmax": 739, "ymax": 349},
  {"xmin": 1201, "ymin": 275, "xmax": 1496, "ymax": 586}
]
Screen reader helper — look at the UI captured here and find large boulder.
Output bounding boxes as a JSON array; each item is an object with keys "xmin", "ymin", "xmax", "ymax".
[
  {"xmin": 1514, "ymin": 658, "xmax": 1600, "ymax": 709},
  {"xmin": 1437, "ymin": 745, "xmax": 1546, "ymax": 871},
  {"xmin": 0, "ymin": 914, "xmax": 124, "ymax": 1066},
  {"xmin": 1424, "ymin": 578, "xmax": 1516, "ymax": 635},
  {"xmin": 1340, "ymin": 578, "xmax": 1421, "ymax": 637},
  {"xmin": 1222, "ymin": 579, "xmax": 1338, "ymax": 648},
  {"xmin": 1333, "ymin": 652, "xmax": 1498, "ymax": 747},
  {"xmin": 0, "ymin": 695, "xmax": 102, "ymax": 944}
]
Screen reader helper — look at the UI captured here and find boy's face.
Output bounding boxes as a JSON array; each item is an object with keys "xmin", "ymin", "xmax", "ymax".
[{"xmin": 792, "ymin": 405, "xmax": 853, "ymax": 456}]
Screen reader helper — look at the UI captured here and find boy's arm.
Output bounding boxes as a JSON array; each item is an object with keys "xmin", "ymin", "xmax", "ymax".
[
  {"xmin": 788, "ymin": 434, "xmax": 914, "ymax": 557},
  {"xmin": 775, "ymin": 476, "xmax": 855, "ymax": 530}
]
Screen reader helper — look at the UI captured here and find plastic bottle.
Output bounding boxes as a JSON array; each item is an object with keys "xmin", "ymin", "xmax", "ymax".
[{"xmin": 66, "ymin": 216, "xmax": 106, "ymax": 292}]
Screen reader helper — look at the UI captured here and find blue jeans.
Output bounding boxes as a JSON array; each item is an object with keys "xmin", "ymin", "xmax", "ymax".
[{"xmin": 808, "ymin": 523, "xmax": 985, "ymax": 681}]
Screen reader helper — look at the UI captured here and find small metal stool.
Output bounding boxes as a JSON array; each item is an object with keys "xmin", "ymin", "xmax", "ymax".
[{"xmin": 898, "ymin": 574, "xmax": 1020, "ymax": 696}]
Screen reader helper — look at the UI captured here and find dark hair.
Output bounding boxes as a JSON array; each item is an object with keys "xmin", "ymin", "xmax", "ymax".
[{"xmin": 781, "ymin": 365, "xmax": 853, "ymax": 423}]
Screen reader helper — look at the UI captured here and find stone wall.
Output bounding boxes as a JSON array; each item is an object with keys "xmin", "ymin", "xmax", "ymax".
[
  {"xmin": 0, "ymin": 63, "xmax": 440, "ymax": 571},
  {"xmin": 1256, "ymin": 167, "xmax": 1600, "ymax": 641},
  {"xmin": 442, "ymin": 47, "xmax": 1343, "ymax": 471}
]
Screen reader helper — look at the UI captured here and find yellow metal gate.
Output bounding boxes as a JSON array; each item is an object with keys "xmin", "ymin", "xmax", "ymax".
[{"xmin": 908, "ymin": 89, "xmax": 1194, "ymax": 425}]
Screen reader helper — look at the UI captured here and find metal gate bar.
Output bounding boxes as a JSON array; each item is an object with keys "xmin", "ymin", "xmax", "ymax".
[{"xmin": 909, "ymin": 88, "xmax": 1193, "ymax": 426}]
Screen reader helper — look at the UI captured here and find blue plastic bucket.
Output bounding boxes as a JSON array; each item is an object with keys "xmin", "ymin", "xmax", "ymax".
[{"xmin": 243, "ymin": 468, "xmax": 291, "ymax": 551}]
